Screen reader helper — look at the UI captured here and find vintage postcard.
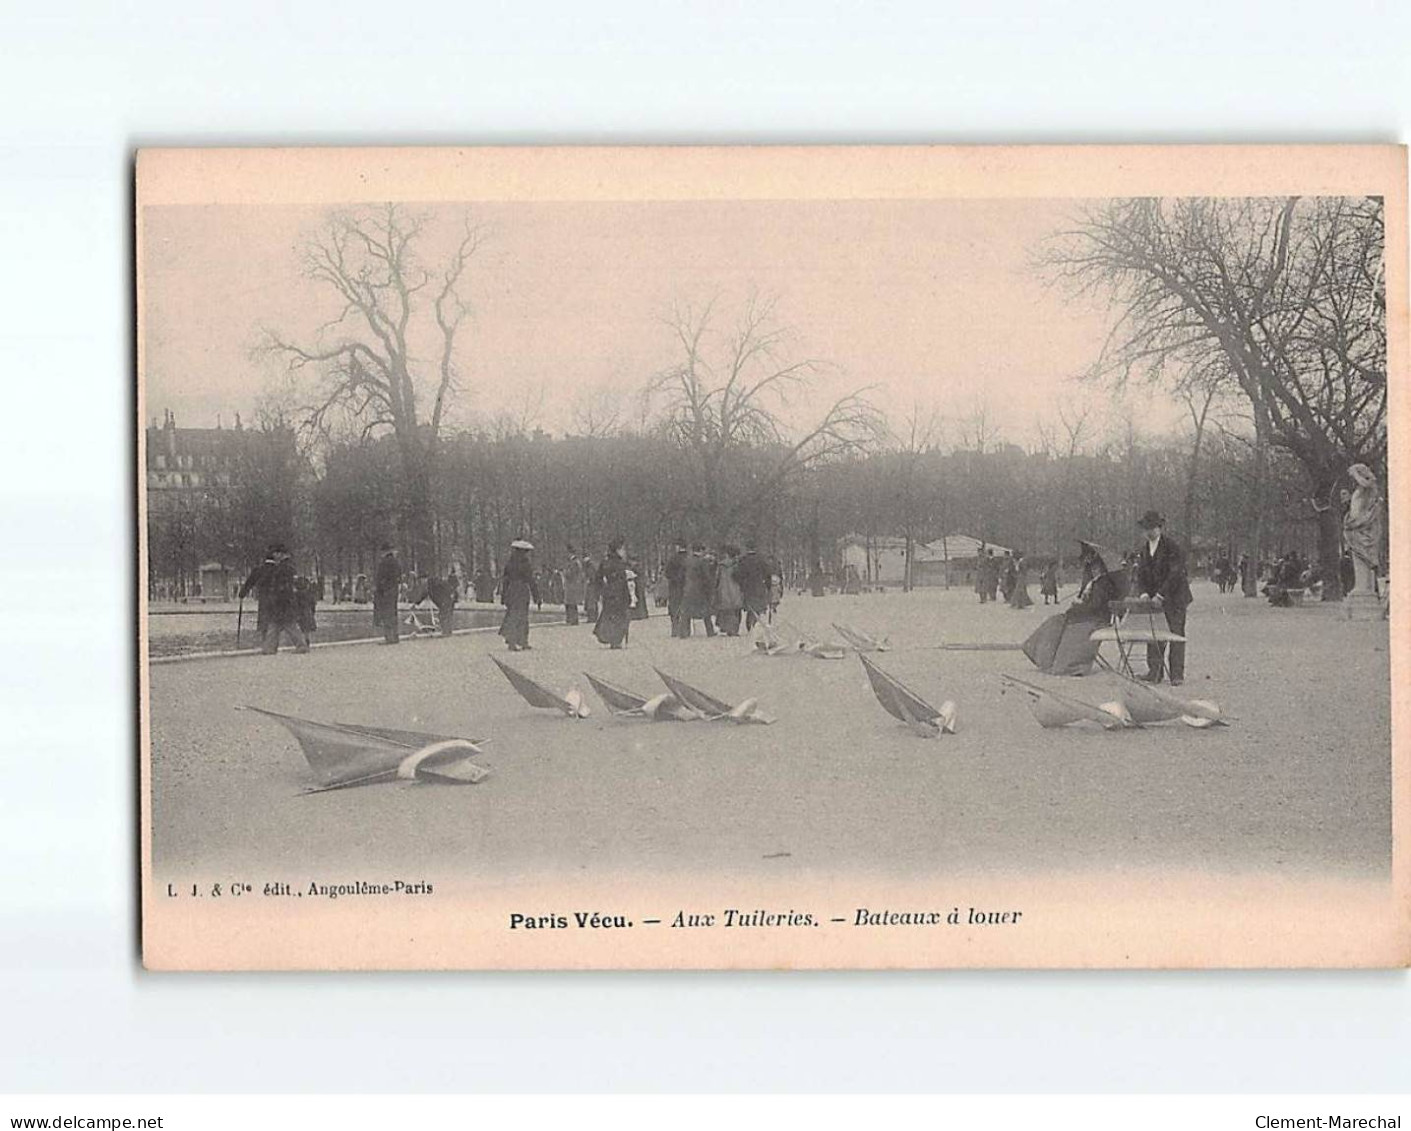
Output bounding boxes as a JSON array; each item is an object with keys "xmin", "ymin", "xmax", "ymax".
[{"xmin": 138, "ymin": 145, "xmax": 1408, "ymax": 969}]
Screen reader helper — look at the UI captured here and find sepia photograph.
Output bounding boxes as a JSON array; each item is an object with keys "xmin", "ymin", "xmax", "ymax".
[{"xmin": 137, "ymin": 145, "xmax": 1407, "ymax": 970}]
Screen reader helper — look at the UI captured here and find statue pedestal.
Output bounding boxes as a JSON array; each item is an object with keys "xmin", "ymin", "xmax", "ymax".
[{"xmin": 1342, "ymin": 591, "xmax": 1384, "ymax": 621}]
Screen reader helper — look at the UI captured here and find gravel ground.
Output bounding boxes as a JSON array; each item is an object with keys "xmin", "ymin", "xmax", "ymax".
[{"xmin": 147, "ymin": 584, "xmax": 1392, "ymax": 882}]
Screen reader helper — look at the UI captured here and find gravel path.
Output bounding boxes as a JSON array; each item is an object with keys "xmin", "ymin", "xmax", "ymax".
[{"xmin": 147, "ymin": 585, "xmax": 1392, "ymax": 882}]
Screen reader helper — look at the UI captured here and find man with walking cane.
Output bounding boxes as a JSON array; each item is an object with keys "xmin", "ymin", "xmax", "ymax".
[{"xmin": 238, "ymin": 543, "xmax": 309, "ymax": 655}]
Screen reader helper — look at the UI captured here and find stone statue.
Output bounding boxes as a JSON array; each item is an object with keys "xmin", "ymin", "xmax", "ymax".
[{"xmin": 1342, "ymin": 463, "xmax": 1383, "ymax": 596}]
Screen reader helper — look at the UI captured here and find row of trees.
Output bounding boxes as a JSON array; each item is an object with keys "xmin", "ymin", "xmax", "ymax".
[
  {"xmin": 148, "ymin": 195, "xmax": 1386, "ymax": 596},
  {"xmin": 150, "ymin": 410, "xmax": 1339, "ymax": 593}
]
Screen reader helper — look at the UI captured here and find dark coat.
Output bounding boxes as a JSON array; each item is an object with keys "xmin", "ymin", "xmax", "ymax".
[
  {"xmin": 373, "ymin": 553, "xmax": 402, "ymax": 626},
  {"xmin": 1066, "ymin": 566, "xmax": 1128, "ymax": 625},
  {"xmin": 427, "ymin": 575, "xmax": 458, "ymax": 614},
  {"xmin": 664, "ymin": 551, "xmax": 688, "ymax": 599},
  {"xmin": 734, "ymin": 551, "xmax": 772, "ymax": 613},
  {"xmin": 501, "ymin": 551, "xmax": 540, "ymax": 608},
  {"xmin": 593, "ymin": 555, "xmax": 632, "ymax": 645},
  {"xmin": 293, "ymin": 576, "xmax": 317, "ymax": 634},
  {"xmin": 1136, "ymin": 535, "xmax": 1193, "ymax": 610},
  {"xmin": 683, "ymin": 553, "xmax": 716, "ymax": 617},
  {"xmin": 240, "ymin": 558, "xmax": 297, "ymax": 625}
]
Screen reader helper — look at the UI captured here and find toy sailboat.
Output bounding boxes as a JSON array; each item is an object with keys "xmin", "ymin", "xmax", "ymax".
[
  {"xmin": 1114, "ymin": 671, "xmax": 1232, "ymax": 728},
  {"xmin": 859, "ymin": 654, "xmax": 956, "ymax": 737},
  {"xmin": 240, "ymin": 706, "xmax": 491, "ymax": 792},
  {"xmin": 750, "ymin": 619, "xmax": 847, "ymax": 659},
  {"xmin": 652, "ymin": 667, "xmax": 773, "ymax": 724},
  {"xmin": 999, "ymin": 674, "xmax": 1139, "ymax": 730},
  {"xmin": 491, "ymin": 657, "xmax": 591, "ymax": 718},
  {"xmin": 583, "ymin": 672, "xmax": 701, "ymax": 721}
]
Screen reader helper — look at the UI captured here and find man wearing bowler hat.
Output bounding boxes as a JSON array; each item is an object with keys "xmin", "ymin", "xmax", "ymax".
[{"xmin": 1134, "ymin": 509, "xmax": 1193, "ymax": 685}]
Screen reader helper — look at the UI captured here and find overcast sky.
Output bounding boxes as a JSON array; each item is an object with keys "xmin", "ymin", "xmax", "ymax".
[{"xmin": 141, "ymin": 197, "xmax": 1179, "ymax": 447}]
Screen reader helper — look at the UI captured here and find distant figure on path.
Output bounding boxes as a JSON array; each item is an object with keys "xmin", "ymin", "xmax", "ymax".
[
  {"xmin": 499, "ymin": 539, "xmax": 540, "ymax": 652},
  {"xmin": 562, "ymin": 547, "xmax": 585, "ymax": 626},
  {"xmin": 682, "ymin": 543, "xmax": 717, "ymax": 637},
  {"xmin": 373, "ymin": 543, "xmax": 402, "ymax": 645},
  {"xmin": 999, "ymin": 552, "xmax": 1018, "ymax": 603},
  {"xmin": 1238, "ymin": 553, "xmax": 1257, "ymax": 598},
  {"xmin": 1007, "ymin": 553, "xmax": 1033, "ymax": 609},
  {"xmin": 592, "ymin": 539, "xmax": 633, "ymax": 649},
  {"xmin": 665, "ymin": 541, "xmax": 688, "ymax": 637},
  {"xmin": 1040, "ymin": 560, "xmax": 1059, "ymax": 605},
  {"xmin": 735, "ymin": 541, "xmax": 773, "ymax": 631},
  {"xmin": 714, "ymin": 545, "xmax": 745, "ymax": 636},
  {"xmin": 1135, "ymin": 510, "xmax": 1193, "ymax": 685},
  {"xmin": 583, "ymin": 553, "xmax": 601, "ymax": 623},
  {"xmin": 629, "ymin": 555, "xmax": 650, "ymax": 621}
]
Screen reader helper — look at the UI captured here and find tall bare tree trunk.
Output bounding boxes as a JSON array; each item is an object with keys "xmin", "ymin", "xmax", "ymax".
[{"xmin": 1249, "ymin": 402, "xmax": 1271, "ymax": 561}]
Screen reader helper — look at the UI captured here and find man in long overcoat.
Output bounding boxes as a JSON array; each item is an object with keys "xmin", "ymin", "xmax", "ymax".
[
  {"xmin": 373, "ymin": 543, "xmax": 402, "ymax": 645},
  {"xmin": 682, "ymin": 543, "xmax": 717, "ymax": 637},
  {"xmin": 239, "ymin": 543, "xmax": 308, "ymax": 654},
  {"xmin": 1134, "ymin": 510, "xmax": 1193, "ymax": 685},
  {"xmin": 734, "ymin": 541, "xmax": 773, "ymax": 631},
  {"xmin": 664, "ymin": 542, "xmax": 688, "ymax": 637}
]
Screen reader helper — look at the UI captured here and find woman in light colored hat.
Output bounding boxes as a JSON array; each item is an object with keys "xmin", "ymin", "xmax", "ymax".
[{"xmin": 499, "ymin": 539, "xmax": 540, "ymax": 651}]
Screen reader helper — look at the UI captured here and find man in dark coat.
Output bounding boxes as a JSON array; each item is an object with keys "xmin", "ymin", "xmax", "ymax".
[
  {"xmin": 664, "ymin": 541, "xmax": 688, "ymax": 637},
  {"xmin": 239, "ymin": 543, "xmax": 308, "ymax": 654},
  {"xmin": 240, "ymin": 547, "xmax": 278, "ymax": 638},
  {"xmin": 1134, "ymin": 510, "xmax": 1193, "ymax": 685},
  {"xmin": 682, "ymin": 543, "xmax": 717, "ymax": 637},
  {"xmin": 373, "ymin": 543, "xmax": 402, "ymax": 645},
  {"xmin": 734, "ymin": 541, "xmax": 773, "ymax": 631}
]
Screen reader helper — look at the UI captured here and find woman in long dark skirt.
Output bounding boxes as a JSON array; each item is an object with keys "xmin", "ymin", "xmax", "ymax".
[
  {"xmin": 593, "ymin": 540, "xmax": 632, "ymax": 648},
  {"xmin": 499, "ymin": 540, "xmax": 540, "ymax": 651},
  {"xmin": 1007, "ymin": 553, "xmax": 1034, "ymax": 609},
  {"xmin": 1022, "ymin": 540, "xmax": 1125, "ymax": 675}
]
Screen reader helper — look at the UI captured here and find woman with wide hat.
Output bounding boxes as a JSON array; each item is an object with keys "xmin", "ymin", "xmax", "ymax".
[
  {"xmin": 1022, "ymin": 539, "xmax": 1126, "ymax": 675},
  {"xmin": 499, "ymin": 539, "xmax": 541, "ymax": 652}
]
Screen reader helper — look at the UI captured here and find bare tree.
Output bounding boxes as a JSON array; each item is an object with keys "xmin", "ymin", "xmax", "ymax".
[
  {"xmin": 647, "ymin": 292, "xmax": 883, "ymax": 542},
  {"xmin": 1045, "ymin": 196, "xmax": 1386, "ymax": 598},
  {"xmin": 569, "ymin": 384, "xmax": 626, "ymax": 439},
  {"xmin": 956, "ymin": 394, "xmax": 1002, "ymax": 453},
  {"xmin": 890, "ymin": 401, "xmax": 942, "ymax": 591},
  {"xmin": 260, "ymin": 203, "xmax": 483, "ymax": 572}
]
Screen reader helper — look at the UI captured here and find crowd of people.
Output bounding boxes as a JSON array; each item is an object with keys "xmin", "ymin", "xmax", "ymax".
[
  {"xmin": 237, "ymin": 534, "xmax": 786, "ymax": 656},
  {"xmin": 237, "ymin": 471, "xmax": 1382, "ymax": 678}
]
